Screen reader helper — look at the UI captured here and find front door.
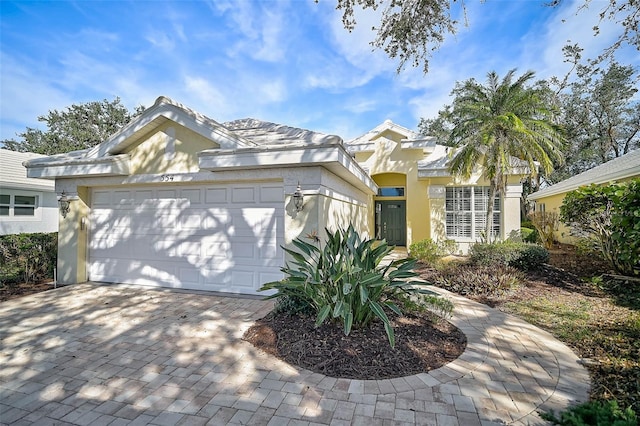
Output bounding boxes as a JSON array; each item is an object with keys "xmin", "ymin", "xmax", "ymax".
[{"xmin": 376, "ymin": 201, "xmax": 406, "ymax": 246}]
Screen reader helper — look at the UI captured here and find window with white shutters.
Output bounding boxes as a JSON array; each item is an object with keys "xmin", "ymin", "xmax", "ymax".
[{"xmin": 445, "ymin": 187, "xmax": 500, "ymax": 239}]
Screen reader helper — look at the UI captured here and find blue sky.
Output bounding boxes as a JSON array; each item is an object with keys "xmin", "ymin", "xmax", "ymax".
[{"xmin": 1, "ymin": 0, "xmax": 637, "ymax": 144}]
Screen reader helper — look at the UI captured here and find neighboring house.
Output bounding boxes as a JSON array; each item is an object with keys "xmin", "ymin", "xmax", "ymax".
[
  {"xmin": 528, "ymin": 149, "xmax": 640, "ymax": 244},
  {"xmin": 347, "ymin": 120, "xmax": 526, "ymax": 252},
  {"xmin": 0, "ymin": 149, "xmax": 58, "ymax": 235},
  {"xmin": 24, "ymin": 96, "xmax": 525, "ymax": 294}
]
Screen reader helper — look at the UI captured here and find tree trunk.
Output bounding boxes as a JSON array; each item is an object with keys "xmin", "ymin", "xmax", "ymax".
[{"xmin": 485, "ymin": 184, "xmax": 497, "ymax": 243}]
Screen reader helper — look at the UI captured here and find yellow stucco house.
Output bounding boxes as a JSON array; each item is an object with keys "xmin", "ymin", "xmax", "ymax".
[
  {"xmin": 528, "ymin": 149, "xmax": 640, "ymax": 244},
  {"xmin": 346, "ymin": 120, "xmax": 526, "ymax": 253},
  {"xmin": 24, "ymin": 96, "xmax": 526, "ymax": 295}
]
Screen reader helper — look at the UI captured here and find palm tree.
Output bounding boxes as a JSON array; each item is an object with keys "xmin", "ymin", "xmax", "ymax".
[{"xmin": 447, "ymin": 69, "xmax": 565, "ymax": 241}]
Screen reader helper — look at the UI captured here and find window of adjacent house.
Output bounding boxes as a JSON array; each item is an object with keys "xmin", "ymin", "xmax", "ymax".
[
  {"xmin": 445, "ymin": 187, "xmax": 500, "ymax": 239},
  {"xmin": 0, "ymin": 194, "xmax": 37, "ymax": 217},
  {"xmin": 0, "ymin": 195, "xmax": 9, "ymax": 216},
  {"xmin": 377, "ymin": 187, "xmax": 405, "ymax": 197},
  {"xmin": 537, "ymin": 203, "xmax": 545, "ymax": 212},
  {"xmin": 14, "ymin": 195, "xmax": 36, "ymax": 216}
]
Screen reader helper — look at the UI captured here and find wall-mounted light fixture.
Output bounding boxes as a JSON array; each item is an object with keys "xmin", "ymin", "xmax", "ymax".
[
  {"xmin": 293, "ymin": 182, "xmax": 304, "ymax": 212},
  {"xmin": 58, "ymin": 191, "xmax": 71, "ymax": 218}
]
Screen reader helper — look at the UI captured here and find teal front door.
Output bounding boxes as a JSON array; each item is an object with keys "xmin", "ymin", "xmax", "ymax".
[{"xmin": 376, "ymin": 201, "xmax": 406, "ymax": 246}]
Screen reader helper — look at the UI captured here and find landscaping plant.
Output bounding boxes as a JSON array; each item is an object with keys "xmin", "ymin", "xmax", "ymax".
[
  {"xmin": 260, "ymin": 225, "xmax": 452, "ymax": 347},
  {"xmin": 434, "ymin": 264, "xmax": 523, "ymax": 297},
  {"xmin": 541, "ymin": 400, "xmax": 637, "ymax": 426},
  {"xmin": 409, "ymin": 238, "xmax": 457, "ymax": 265},
  {"xmin": 528, "ymin": 211, "xmax": 559, "ymax": 249},
  {"xmin": 0, "ymin": 232, "xmax": 57, "ymax": 286},
  {"xmin": 469, "ymin": 240, "xmax": 549, "ymax": 271},
  {"xmin": 560, "ymin": 179, "xmax": 640, "ymax": 276}
]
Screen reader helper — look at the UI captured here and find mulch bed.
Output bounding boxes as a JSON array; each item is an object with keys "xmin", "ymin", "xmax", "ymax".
[
  {"xmin": 0, "ymin": 281, "xmax": 55, "ymax": 302},
  {"xmin": 243, "ymin": 311, "xmax": 466, "ymax": 379}
]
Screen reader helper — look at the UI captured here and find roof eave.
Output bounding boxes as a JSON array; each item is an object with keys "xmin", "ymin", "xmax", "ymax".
[
  {"xmin": 24, "ymin": 154, "xmax": 131, "ymax": 179},
  {"xmin": 199, "ymin": 144, "xmax": 377, "ymax": 194}
]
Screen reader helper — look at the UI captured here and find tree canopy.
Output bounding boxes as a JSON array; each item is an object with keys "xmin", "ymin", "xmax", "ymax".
[
  {"xmin": 335, "ymin": 0, "xmax": 639, "ymax": 73},
  {"xmin": 425, "ymin": 69, "xmax": 566, "ymax": 239},
  {"xmin": 2, "ymin": 98, "xmax": 144, "ymax": 156},
  {"xmin": 549, "ymin": 61, "xmax": 640, "ymax": 183}
]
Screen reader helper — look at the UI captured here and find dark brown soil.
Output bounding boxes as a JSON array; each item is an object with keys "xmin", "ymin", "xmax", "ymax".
[
  {"xmin": 244, "ymin": 310, "xmax": 466, "ymax": 379},
  {"xmin": 242, "ymin": 244, "xmax": 623, "ymax": 382},
  {"xmin": 0, "ymin": 281, "xmax": 56, "ymax": 302}
]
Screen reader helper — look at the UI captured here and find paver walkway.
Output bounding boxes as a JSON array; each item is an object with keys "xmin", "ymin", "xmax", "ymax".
[{"xmin": 0, "ymin": 283, "xmax": 589, "ymax": 425}]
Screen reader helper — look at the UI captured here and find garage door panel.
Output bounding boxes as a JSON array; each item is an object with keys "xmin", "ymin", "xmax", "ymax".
[
  {"xmin": 181, "ymin": 188, "xmax": 202, "ymax": 204},
  {"xmin": 157, "ymin": 189, "xmax": 177, "ymax": 199},
  {"xmin": 178, "ymin": 268, "xmax": 201, "ymax": 286},
  {"xmin": 93, "ymin": 190, "xmax": 112, "ymax": 206},
  {"xmin": 113, "ymin": 190, "xmax": 133, "ymax": 205},
  {"xmin": 228, "ymin": 270, "xmax": 256, "ymax": 289},
  {"xmin": 129, "ymin": 214, "xmax": 157, "ymax": 232},
  {"xmin": 232, "ymin": 187, "xmax": 255, "ymax": 203},
  {"xmin": 151, "ymin": 239, "xmax": 179, "ymax": 257},
  {"xmin": 205, "ymin": 188, "xmax": 227, "ymax": 204},
  {"xmin": 89, "ymin": 183, "xmax": 283, "ymax": 294},
  {"xmin": 180, "ymin": 214, "xmax": 203, "ymax": 230},
  {"xmin": 135, "ymin": 190, "xmax": 154, "ymax": 203}
]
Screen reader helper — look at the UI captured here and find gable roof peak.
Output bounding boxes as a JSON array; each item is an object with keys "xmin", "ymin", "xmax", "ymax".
[{"xmin": 85, "ymin": 95, "xmax": 256, "ymax": 158}]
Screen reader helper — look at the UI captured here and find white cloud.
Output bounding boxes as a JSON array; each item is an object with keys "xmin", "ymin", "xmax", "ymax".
[
  {"xmin": 211, "ymin": 0, "xmax": 288, "ymax": 63},
  {"xmin": 259, "ymin": 79, "xmax": 287, "ymax": 103},
  {"xmin": 329, "ymin": 6, "xmax": 391, "ymax": 69},
  {"xmin": 183, "ymin": 76, "xmax": 228, "ymax": 111},
  {"xmin": 0, "ymin": 53, "xmax": 75, "ymax": 140},
  {"xmin": 343, "ymin": 99, "xmax": 378, "ymax": 114},
  {"xmin": 145, "ymin": 31, "xmax": 176, "ymax": 51}
]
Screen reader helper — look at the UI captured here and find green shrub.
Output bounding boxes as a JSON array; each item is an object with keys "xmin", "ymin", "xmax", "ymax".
[
  {"xmin": 541, "ymin": 400, "xmax": 637, "ymax": 425},
  {"xmin": 521, "ymin": 227, "xmax": 539, "ymax": 243},
  {"xmin": 261, "ymin": 225, "xmax": 451, "ymax": 347},
  {"xmin": 469, "ymin": 241, "xmax": 549, "ymax": 271},
  {"xmin": 509, "ymin": 244, "xmax": 550, "ymax": 271},
  {"xmin": 0, "ymin": 233, "xmax": 57, "ymax": 285},
  {"xmin": 272, "ymin": 294, "xmax": 313, "ymax": 316},
  {"xmin": 521, "ymin": 219, "xmax": 534, "ymax": 229},
  {"xmin": 528, "ymin": 211, "xmax": 560, "ymax": 249},
  {"xmin": 561, "ymin": 179, "xmax": 640, "ymax": 276},
  {"xmin": 434, "ymin": 264, "xmax": 523, "ymax": 297},
  {"xmin": 409, "ymin": 238, "xmax": 457, "ymax": 264}
]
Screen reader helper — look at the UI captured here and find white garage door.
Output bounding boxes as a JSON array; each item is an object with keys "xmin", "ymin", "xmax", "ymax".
[{"xmin": 88, "ymin": 182, "xmax": 284, "ymax": 294}]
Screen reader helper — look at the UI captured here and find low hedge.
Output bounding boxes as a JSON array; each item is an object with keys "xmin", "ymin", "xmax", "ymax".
[
  {"xmin": 0, "ymin": 232, "xmax": 57, "ymax": 285},
  {"xmin": 409, "ymin": 238, "xmax": 457, "ymax": 265},
  {"xmin": 469, "ymin": 241, "xmax": 549, "ymax": 271}
]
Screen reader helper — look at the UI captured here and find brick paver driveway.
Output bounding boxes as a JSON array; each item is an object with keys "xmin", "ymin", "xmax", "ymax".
[{"xmin": 0, "ymin": 283, "xmax": 589, "ymax": 425}]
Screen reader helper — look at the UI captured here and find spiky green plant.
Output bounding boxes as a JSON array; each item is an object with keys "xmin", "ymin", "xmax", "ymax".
[{"xmin": 260, "ymin": 224, "xmax": 448, "ymax": 347}]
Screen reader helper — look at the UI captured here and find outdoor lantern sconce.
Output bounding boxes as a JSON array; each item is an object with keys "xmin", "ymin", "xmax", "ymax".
[
  {"xmin": 293, "ymin": 182, "xmax": 304, "ymax": 212},
  {"xmin": 58, "ymin": 192, "xmax": 71, "ymax": 218}
]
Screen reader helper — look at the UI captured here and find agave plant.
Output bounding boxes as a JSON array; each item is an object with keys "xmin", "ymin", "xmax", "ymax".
[{"xmin": 260, "ymin": 224, "xmax": 446, "ymax": 347}]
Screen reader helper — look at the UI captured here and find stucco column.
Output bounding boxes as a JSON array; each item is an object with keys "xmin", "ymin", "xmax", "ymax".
[
  {"xmin": 55, "ymin": 184, "xmax": 89, "ymax": 284},
  {"xmin": 503, "ymin": 184, "xmax": 523, "ymax": 240},
  {"xmin": 428, "ymin": 185, "xmax": 446, "ymax": 242},
  {"xmin": 283, "ymin": 171, "xmax": 321, "ymax": 248}
]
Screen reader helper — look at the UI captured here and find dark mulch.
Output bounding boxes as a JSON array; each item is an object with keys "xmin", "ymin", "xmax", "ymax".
[
  {"xmin": 243, "ymin": 311, "xmax": 466, "ymax": 379},
  {"xmin": 0, "ymin": 281, "xmax": 55, "ymax": 302}
]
